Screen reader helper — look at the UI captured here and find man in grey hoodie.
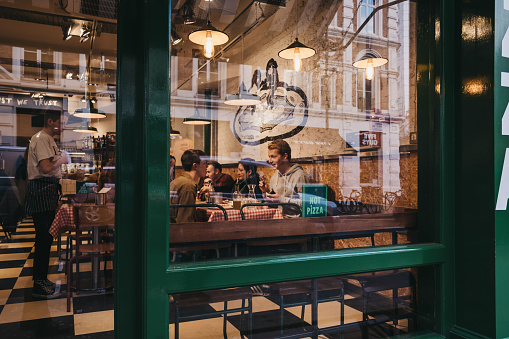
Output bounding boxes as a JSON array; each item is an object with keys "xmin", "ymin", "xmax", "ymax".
[{"xmin": 259, "ymin": 139, "xmax": 311, "ymax": 217}]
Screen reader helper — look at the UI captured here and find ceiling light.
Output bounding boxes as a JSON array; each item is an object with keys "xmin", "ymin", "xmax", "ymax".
[
  {"xmin": 66, "ymin": 72, "xmax": 73, "ymax": 80},
  {"xmin": 73, "ymin": 122, "xmax": 98, "ymax": 133},
  {"xmin": 80, "ymin": 26, "xmax": 91, "ymax": 43},
  {"xmin": 170, "ymin": 126, "xmax": 181, "ymax": 137},
  {"xmin": 90, "ymin": 97, "xmax": 97, "ymax": 104},
  {"xmin": 81, "ymin": 96, "xmax": 87, "ymax": 103},
  {"xmin": 62, "ymin": 22, "xmax": 73, "ymax": 41},
  {"xmin": 278, "ymin": 0, "xmax": 315, "ymax": 71},
  {"xmin": 74, "ymin": 100, "xmax": 107, "ymax": 119},
  {"xmin": 183, "ymin": 108, "xmax": 211, "ymax": 125},
  {"xmin": 171, "ymin": 28, "xmax": 182, "ymax": 45},
  {"xmin": 225, "ymin": 77, "xmax": 261, "ymax": 106},
  {"xmin": 353, "ymin": 49, "xmax": 387, "ymax": 80},
  {"xmin": 188, "ymin": 0, "xmax": 228, "ymax": 59}
]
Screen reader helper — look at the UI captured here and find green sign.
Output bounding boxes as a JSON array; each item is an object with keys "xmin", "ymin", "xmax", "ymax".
[{"xmin": 302, "ymin": 184, "xmax": 327, "ymax": 217}]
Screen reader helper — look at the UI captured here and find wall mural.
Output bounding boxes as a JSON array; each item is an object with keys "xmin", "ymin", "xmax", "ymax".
[{"xmin": 232, "ymin": 59, "xmax": 308, "ymax": 146}]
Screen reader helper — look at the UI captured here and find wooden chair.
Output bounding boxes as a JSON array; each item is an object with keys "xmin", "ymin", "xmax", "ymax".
[
  {"xmin": 342, "ymin": 270, "xmax": 416, "ymax": 335},
  {"xmin": 66, "ymin": 204, "xmax": 115, "ymax": 312},
  {"xmin": 170, "ymin": 287, "xmax": 253, "ymax": 339},
  {"xmin": 240, "ymin": 203, "xmax": 309, "ymax": 255},
  {"xmin": 268, "ymin": 277, "xmax": 345, "ymax": 338},
  {"xmin": 170, "ymin": 203, "xmax": 231, "ymax": 261}
]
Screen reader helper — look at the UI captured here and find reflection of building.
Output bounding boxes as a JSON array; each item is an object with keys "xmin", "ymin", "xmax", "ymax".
[{"xmin": 168, "ymin": 0, "xmax": 416, "ymax": 204}]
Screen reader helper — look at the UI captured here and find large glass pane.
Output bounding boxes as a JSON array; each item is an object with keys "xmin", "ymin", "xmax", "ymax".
[
  {"xmin": 168, "ymin": 266, "xmax": 435, "ymax": 338},
  {"xmin": 0, "ymin": 1, "xmax": 116, "ymax": 336},
  {"xmin": 169, "ymin": 0, "xmax": 426, "ymax": 263}
]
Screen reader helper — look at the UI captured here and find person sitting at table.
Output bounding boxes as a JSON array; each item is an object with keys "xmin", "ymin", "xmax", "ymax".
[
  {"xmin": 170, "ymin": 149, "xmax": 208, "ymax": 223},
  {"xmin": 233, "ymin": 158, "xmax": 263, "ymax": 199},
  {"xmin": 259, "ymin": 139, "xmax": 311, "ymax": 217},
  {"xmin": 205, "ymin": 161, "xmax": 235, "ymax": 194}
]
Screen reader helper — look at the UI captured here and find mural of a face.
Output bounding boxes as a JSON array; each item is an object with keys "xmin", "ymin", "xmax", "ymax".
[{"xmin": 232, "ymin": 59, "xmax": 308, "ymax": 145}]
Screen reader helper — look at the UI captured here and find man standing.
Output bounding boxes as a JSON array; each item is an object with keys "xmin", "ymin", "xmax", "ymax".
[
  {"xmin": 204, "ymin": 161, "xmax": 234, "ymax": 193},
  {"xmin": 259, "ymin": 139, "xmax": 310, "ymax": 217},
  {"xmin": 170, "ymin": 149, "xmax": 207, "ymax": 223},
  {"xmin": 26, "ymin": 111, "xmax": 69, "ymax": 299}
]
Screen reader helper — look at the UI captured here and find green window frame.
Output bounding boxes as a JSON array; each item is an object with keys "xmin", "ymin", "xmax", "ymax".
[{"xmin": 114, "ymin": 0, "xmax": 456, "ymax": 338}]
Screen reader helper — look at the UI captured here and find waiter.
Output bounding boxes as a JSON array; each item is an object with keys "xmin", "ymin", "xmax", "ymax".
[{"xmin": 26, "ymin": 111, "xmax": 69, "ymax": 299}]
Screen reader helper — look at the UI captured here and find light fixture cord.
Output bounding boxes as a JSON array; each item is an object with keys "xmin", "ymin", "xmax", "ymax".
[{"xmin": 296, "ymin": 0, "xmax": 299, "ymax": 39}]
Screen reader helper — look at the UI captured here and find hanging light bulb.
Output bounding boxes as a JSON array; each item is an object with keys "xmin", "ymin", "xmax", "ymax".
[
  {"xmin": 353, "ymin": 49, "xmax": 387, "ymax": 80},
  {"xmin": 293, "ymin": 47, "xmax": 301, "ymax": 72},
  {"xmin": 278, "ymin": 0, "xmax": 315, "ymax": 71},
  {"xmin": 204, "ymin": 30, "xmax": 214, "ymax": 58},
  {"xmin": 365, "ymin": 60, "xmax": 374, "ymax": 80},
  {"xmin": 188, "ymin": 0, "xmax": 228, "ymax": 57}
]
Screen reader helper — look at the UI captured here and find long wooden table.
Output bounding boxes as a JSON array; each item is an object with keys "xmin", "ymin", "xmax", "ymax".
[{"xmin": 170, "ymin": 211, "xmax": 417, "ymax": 248}]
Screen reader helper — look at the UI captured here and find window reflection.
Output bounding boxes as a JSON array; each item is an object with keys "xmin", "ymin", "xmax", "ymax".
[{"xmin": 169, "ymin": 0, "xmax": 421, "ymax": 259}]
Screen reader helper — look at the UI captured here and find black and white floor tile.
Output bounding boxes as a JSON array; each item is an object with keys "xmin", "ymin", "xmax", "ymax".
[{"xmin": 1, "ymin": 219, "xmax": 409, "ymax": 338}]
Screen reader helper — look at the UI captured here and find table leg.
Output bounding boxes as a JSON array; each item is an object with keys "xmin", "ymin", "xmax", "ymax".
[
  {"xmin": 92, "ymin": 227, "xmax": 100, "ymax": 290},
  {"xmin": 312, "ymin": 278, "xmax": 318, "ymax": 339}
]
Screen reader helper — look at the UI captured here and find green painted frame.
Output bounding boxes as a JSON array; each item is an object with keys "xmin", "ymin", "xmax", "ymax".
[{"xmin": 114, "ymin": 0, "xmax": 452, "ymax": 338}]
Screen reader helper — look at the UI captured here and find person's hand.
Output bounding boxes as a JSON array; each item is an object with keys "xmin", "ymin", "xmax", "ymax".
[
  {"xmin": 264, "ymin": 192, "xmax": 280, "ymax": 202},
  {"xmin": 56, "ymin": 152, "xmax": 70, "ymax": 166},
  {"xmin": 259, "ymin": 174, "xmax": 269, "ymax": 193}
]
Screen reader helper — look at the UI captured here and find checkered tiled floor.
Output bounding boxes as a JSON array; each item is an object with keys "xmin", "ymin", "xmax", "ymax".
[
  {"xmin": 0, "ymin": 219, "xmax": 114, "ymax": 338},
  {"xmin": 0, "ymin": 219, "xmax": 410, "ymax": 338}
]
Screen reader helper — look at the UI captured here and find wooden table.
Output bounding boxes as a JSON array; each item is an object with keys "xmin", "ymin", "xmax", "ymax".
[{"xmin": 170, "ymin": 212, "xmax": 416, "ymax": 248}]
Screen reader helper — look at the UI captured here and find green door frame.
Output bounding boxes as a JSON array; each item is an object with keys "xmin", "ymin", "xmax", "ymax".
[{"xmin": 112, "ymin": 0, "xmax": 484, "ymax": 338}]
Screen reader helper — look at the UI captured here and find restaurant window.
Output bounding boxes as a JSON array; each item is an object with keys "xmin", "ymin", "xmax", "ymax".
[
  {"xmin": 168, "ymin": 266, "xmax": 435, "ymax": 338},
  {"xmin": 0, "ymin": 1, "xmax": 117, "ymax": 336},
  {"xmin": 169, "ymin": 0, "xmax": 421, "ymax": 261}
]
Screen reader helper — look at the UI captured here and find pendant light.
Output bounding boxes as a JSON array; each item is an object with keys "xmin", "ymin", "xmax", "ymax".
[
  {"xmin": 225, "ymin": 35, "xmax": 261, "ymax": 106},
  {"xmin": 170, "ymin": 127, "xmax": 181, "ymax": 137},
  {"xmin": 278, "ymin": 0, "xmax": 315, "ymax": 71},
  {"xmin": 74, "ymin": 100, "xmax": 107, "ymax": 119},
  {"xmin": 188, "ymin": 0, "xmax": 228, "ymax": 58},
  {"xmin": 353, "ymin": 50, "xmax": 387, "ymax": 80},
  {"xmin": 73, "ymin": 121, "xmax": 98, "ymax": 133},
  {"xmin": 183, "ymin": 108, "xmax": 211, "ymax": 125}
]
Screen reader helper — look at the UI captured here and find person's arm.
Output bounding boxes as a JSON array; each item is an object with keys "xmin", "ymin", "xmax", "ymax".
[
  {"xmin": 175, "ymin": 187, "xmax": 197, "ymax": 223},
  {"xmin": 39, "ymin": 154, "xmax": 69, "ymax": 174}
]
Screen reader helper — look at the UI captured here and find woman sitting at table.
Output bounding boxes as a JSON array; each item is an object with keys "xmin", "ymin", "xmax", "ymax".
[{"xmin": 233, "ymin": 158, "xmax": 263, "ymax": 199}]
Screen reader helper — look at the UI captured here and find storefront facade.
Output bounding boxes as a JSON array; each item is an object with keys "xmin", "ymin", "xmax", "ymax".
[{"xmin": 0, "ymin": 0, "xmax": 507, "ymax": 338}]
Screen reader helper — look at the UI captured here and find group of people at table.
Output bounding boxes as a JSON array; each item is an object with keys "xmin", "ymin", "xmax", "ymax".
[{"xmin": 170, "ymin": 139, "xmax": 311, "ymax": 223}]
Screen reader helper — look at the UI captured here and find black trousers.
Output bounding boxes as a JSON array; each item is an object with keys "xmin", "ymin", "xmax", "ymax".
[{"xmin": 32, "ymin": 210, "xmax": 56, "ymax": 281}]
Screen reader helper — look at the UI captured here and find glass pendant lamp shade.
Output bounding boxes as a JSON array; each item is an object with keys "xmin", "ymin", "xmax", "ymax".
[
  {"xmin": 74, "ymin": 100, "xmax": 107, "ymax": 119},
  {"xmin": 188, "ymin": 21, "xmax": 229, "ymax": 46},
  {"xmin": 225, "ymin": 83, "xmax": 261, "ymax": 106}
]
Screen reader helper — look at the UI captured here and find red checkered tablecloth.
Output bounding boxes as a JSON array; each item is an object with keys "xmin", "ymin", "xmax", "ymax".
[
  {"xmin": 48, "ymin": 203, "xmax": 114, "ymax": 239},
  {"xmin": 49, "ymin": 204, "xmax": 77, "ymax": 238},
  {"xmin": 207, "ymin": 207, "xmax": 283, "ymax": 222}
]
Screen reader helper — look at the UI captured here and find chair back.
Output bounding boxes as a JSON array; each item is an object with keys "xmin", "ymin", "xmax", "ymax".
[{"xmin": 74, "ymin": 204, "xmax": 115, "ymax": 228}]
